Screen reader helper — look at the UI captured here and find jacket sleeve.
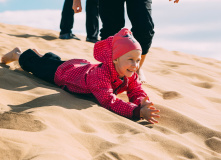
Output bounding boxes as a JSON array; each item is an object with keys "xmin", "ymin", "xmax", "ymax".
[
  {"xmin": 87, "ymin": 70, "xmax": 140, "ymax": 119},
  {"xmin": 127, "ymin": 73, "xmax": 148, "ymax": 106}
]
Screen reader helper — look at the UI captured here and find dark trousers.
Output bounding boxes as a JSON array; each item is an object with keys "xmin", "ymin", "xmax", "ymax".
[
  {"xmin": 60, "ymin": 0, "xmax": 99, "ymax": 39},
  {"xmin": 19, "ymin": 49, "xmax": 65, "ymax": 84},
  {"xmin": 60, "ymin": 0, "xmax": 74, "ymax": 35},
  {"xmin": 86, "ymin": 0, "xmax": 99, "ymax": 39},
  {"xmin": 99, "ymin": 0, "xmax": 155, "ymax": 55}
]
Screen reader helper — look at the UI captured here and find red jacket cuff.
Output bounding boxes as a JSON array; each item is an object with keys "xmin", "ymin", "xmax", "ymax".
[{"xmin": 133, "ymin": 106, "xmax": 141, "ymax": 119}]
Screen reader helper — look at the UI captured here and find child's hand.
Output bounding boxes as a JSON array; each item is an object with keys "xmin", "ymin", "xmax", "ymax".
[
  {"xmin": 169, "ymin": 0, "xmax": 179, "ymax": 3},
  {"xmin": 140, "ymin": 103, "xmax": 160, "ymax": 124},
  {"xmin": 140, "ymin": 96, "xmax": 160, "ymax": 123}
]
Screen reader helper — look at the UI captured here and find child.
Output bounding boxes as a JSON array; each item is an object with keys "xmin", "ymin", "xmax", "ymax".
[{"xmin": 1, "ymin": 28, "xmax": 160, "ymax": 123}]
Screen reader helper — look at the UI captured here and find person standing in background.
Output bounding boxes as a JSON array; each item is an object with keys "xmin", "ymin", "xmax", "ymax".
[
  {"xmin": 86, "ymin": 0, "xmax": 99, "ymax": 43},
  {"xmin": 72, "ymin": 0, "xmax": 180, "ymax": 83},
  {"xmin": 59, "ymin": 0, "xmax": 81, "ymax": 40},
  {"xmin": 59, "ymin": 0, "xmax": 99, "ymax": 43}
]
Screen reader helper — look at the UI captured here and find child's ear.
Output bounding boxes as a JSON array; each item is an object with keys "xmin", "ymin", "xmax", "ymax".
[{"xmin": 113, "ymin": 58, "xmax": 118, "ymax": 64}]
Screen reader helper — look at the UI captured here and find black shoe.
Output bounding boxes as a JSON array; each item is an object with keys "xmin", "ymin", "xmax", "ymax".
[
  {"xmin": 86, "ymin": 37, "xmax": 99, "ymax": 43},
  {"xmin": 59, "ymin": 33, "xmax": 81, "ymax": 40}
]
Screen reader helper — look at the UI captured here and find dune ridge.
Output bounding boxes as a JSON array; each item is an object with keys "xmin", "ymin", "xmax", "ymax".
[{"xmin": 0, "ymin": 23, "xmax": 221, "ymax": 160}]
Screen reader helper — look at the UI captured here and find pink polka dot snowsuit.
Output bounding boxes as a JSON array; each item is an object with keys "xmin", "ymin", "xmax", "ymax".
[{"xmin": 54, "ymin": 36, "xmax": 148, "ymax": 119}]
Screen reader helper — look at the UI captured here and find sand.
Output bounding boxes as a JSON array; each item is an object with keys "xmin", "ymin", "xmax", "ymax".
[{"xmin": 0, "ymin": 22, "xmax": 221, "ymax": 160}]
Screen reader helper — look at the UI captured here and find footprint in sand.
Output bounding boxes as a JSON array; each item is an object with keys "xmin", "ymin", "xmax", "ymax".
[
  {"xmin": 207, "ymin": 97, "xmax": 221, "ymax": 104},
  {"xmin": 144, "ymin": 84, "xmax": 182, "ymax": 100},
  {"xmin": 159, "ymin": 69, "xmax": 171, "ymax": 75},
  {"xmin": 191, "ymin": 82, "xmax": 213, "ymax": 89},
  {"xmin": 193, "ymin": 57, "xmax": 221, "ymax": 68},
  {"xmin": 162, "ymin": 91, "xmax": 181, "ymax": 100},
  {"xmin": 178, "ymin": 72, "xmax": 215, "ymax": 82},
  {"xmin": 205, "ymin": 137, "xmax": 221, "ymax": 153},
  {"xmin": 161, "ymin": 60, "xmax": 188, "ymax": 68},
  {"xmin": 0, "ymin": 112, "xmax": 46, "ymax": 132}
]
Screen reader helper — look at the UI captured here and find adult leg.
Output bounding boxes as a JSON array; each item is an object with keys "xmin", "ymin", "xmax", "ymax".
[
  {"xmin": 59, "ymin": 0, "xmax": 80, "ymax": 40},
  {"xmin": 99, "ymin": 0, "xmax": 125, "ymax": 40},
  {"xmin": 18, "ymin": 49, "xmax": 65, "ymax": 84},
  {"xmin": 60, "ymin": 0, "xmax": 74, "ymax": 35},
  {"xmin": 86, "ymin": 0, "xmax": 99, "ymax": 42},
  {"xmin": 126, "ymin": 0, "xmax": 155, "ymax": 83}
]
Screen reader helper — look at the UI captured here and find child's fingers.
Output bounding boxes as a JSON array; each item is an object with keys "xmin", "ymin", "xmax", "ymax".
[
  {"xmin": 145, "ymin": 101, "xmax": 153, "ymax": 106},
  {"xmin": 143, "ymin": 96, "xmax": 149, "ymax": 101},
  {"xmin": 149, "ymin": 106, "xmax": 156, "ymax": 110},
  {"xmin": 141, "ymin": 100, "xmax": 153, "ymax": 108},
  {"xmin": 151, "ymin": 113, "xmax": 160, "ymax": 118},
  {"xmin": 146, "ymin": 102, "xmax": 153, "ymax": 108},
  {"xmin": 141, "ymin": 97, "xmax": 150, "ymax": 106},
  {"xmin": 148, "ymin": 120, "xmax": 154, "ymax": 124},
  {"xmin": 149, "ymin": 108, "xmax": 160, "ymax": 113},
  {"xmin": 149, "ymin": 118, "xmax": 158, "ymax": 124}
]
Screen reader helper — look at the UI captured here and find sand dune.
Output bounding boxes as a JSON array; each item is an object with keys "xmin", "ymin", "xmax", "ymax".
[{"xmin": 0, "ymin": 23, "xmax": 221, "ymax": 160}]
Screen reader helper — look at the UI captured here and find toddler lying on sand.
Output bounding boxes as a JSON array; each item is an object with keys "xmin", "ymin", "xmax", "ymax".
[{"xmin": 1, "ymin": 28, "xmax": 160, "ymax": 123}]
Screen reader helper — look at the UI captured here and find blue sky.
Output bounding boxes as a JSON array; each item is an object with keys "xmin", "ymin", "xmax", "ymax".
[{"xmin": 0, "ymin": 0, "xmax": 221, "ymax": 60}]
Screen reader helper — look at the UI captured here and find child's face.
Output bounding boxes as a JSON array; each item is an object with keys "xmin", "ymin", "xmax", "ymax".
[{"xmin": 113, "ymin": 50, "xmax": 141, "ymax": 78}]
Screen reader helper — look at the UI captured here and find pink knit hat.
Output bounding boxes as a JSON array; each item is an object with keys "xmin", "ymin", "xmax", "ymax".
[{"xmin": 112, "ymin": 28, "xmax": 142, "ymax": 60}]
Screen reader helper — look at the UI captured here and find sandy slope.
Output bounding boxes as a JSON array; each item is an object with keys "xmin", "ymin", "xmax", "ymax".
[{"xmin": 0, "ymin": 23, "xmax": 221, "ymax": 160}]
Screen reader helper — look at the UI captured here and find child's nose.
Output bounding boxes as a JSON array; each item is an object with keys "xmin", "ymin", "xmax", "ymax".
[
  {"xmin": 132, "ymin": 61, "xmax": 139, "ymax": 69},
  {"xmin": 134, "ymin": 61, "xmax": 139, "ymax": 67},
  {"xmin": 132, "ymin": 61, "xmax": 136, "ymax": 67}
]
